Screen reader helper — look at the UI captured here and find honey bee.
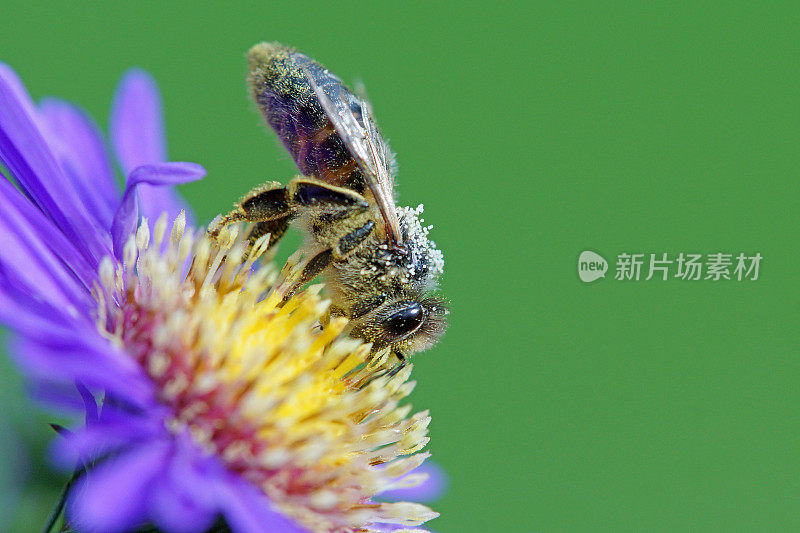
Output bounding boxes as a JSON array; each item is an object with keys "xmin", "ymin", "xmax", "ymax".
[{"xmin": 214, "ymin": 42, "xmax": 447, "ymax": 364}]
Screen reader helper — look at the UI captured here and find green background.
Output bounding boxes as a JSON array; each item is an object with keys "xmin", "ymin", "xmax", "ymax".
[{"xmin": 1, "ymin": 2, "xmax": 798, "ymax": 531}]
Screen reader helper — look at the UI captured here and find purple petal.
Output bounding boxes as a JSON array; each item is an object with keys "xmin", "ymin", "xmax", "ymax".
[
  {"xmin": 0, "ymin": 273, "xmax": 90, "ymax": 338},
  {"xmin": 110, "ymin": 69, "xmax": 167, "ymax": 174},
  {"xmin": 160, "ymin": 432, "xmax": 221, "ymax": 510},
  {"xmin": 67, "ymin": 440, "xmax": 170, "ymax": 533},
  {"xmin": 0, "ymin": 282, "xmax": 82, "ymax": 341},
  {"xmin": 153, "ymin": 434, "xmax": 303, "ymax": 532},
  {"xmin": 137, "ymin": 183, "xmax": 197, "ymax": 230},
  {"xmin": 216, "ymin": 475, "xmax": 308, "ymax": 533},
  {"xmin": 75, "ymin": 381, "xmax": 99, "ymax": 426},
  {"xmin": 38, "ymin": 98, "xmax": 119, "ymax": 228},
  {"xmin": 10, "ymin": 333, "xmax": 155, "ymax": 410},
  {"xmin": 0, "ymin": 63, "xmax": 111, "ymax": 266},
  {"xmin": 150, "ymin": 484, "xmax": 216, "ymax": 533},
  {"xmin": 110, "ymin": 69, "xmax": 194, "ymax": 226},
  {"xmin": 27, "ymin": 382, "xmax": 90, "ymax": 414},
  {"xmin": 60, "ymin": 427, "xmax": 305, "ymax": 533},
  {"xmin": 51, "ymin": 410, "xmax": 166, "ymax": 469},
  {"xmin": 149, "ymin": 434, "xmax": 220, "ymax": 533},
  {"xmin": 0, "ymin": 184, "xmax": 92, "ymax": 312},
  {"xmin": 379, "ymin": 461, "xmax": 448, "ymax": 503},
  {"xmin": 110, "ymin": 162, "xmax": 205, "ymax": 259},
  {"xmin": 0, "ymin": 176, "xmax": 98, "ymax": 295}
]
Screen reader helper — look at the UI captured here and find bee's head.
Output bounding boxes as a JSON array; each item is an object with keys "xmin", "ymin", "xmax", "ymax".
[
  {"xmin": 348, "ymin": 295, "xmax": 449, "ymax": 355},
  {"xmin": 331, "ymin": 203, "xmax": 447, "ymax": 356},
  {"xmin": 348, "ymin": 205, "xmax": 447, "ymax": 355}
]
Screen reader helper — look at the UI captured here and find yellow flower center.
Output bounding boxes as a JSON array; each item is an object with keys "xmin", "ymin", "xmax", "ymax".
[{"xmin": 93, "ymin": 213, "xmax": 438, "ymax": 532}]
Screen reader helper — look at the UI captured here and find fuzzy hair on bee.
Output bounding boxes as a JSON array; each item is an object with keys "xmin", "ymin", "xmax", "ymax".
[{"xmin": 212, "ymin": 42, "xmax": 448, "ymax": 365}]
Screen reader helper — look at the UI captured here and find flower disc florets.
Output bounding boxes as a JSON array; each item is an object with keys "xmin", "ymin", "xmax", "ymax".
[{"xmin": 93, "ymin": 212, "xmax": 438, "ymax": 532}]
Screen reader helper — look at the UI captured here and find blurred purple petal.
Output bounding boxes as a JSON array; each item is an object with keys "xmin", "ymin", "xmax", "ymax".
[
  {"xmin": 51, "ymin": 409, "xmax": 166, "ymax": 469},
  {"xmin": 150, "ymin": 483, "xmax": 216, "ymax": 533},
  {"xmin": 110, "ymin": 68, "xmax": 167, "ymax": 173},
  {"xmin": 0, "ymin": 63, "xmax": 111, "ymax": 265},
  {"xmin": 39, "ymin": 98, "xmax": 119, "ymax": 228},
  {"xmin": 110, "ymin": 68, "xmax": 194, "ymax": 226},
  {"xmin": 216, "ymin": 476, "xmax": 308, "ymax": 533},
  {"xmin": 111, "ymin": 162, "xmax": 205, "ymax": 259},
  {"xmin": 149, "ymin": 434, "xmax": 220, "ymax": 533},
  {"xmin": 67, "ymin": 441, "xmax": 170, "ymax": 533},
  {"xmin": 379, "ymin": 461, "xmax": 447, "ymax": 503},
  {"xmin": 11, "ymin": 333, "xmax": 155, "ymax": 409},
  {"xmin": 27, "ymin": 382, "xmax": 90, "ymax": 414},
  {"xmin": 75, "ymin": 381, "xmax": 99, "ymax": 426},
  {"xmin": 160, "ymin": 432, "xmax": 221, "ymax": 510}
]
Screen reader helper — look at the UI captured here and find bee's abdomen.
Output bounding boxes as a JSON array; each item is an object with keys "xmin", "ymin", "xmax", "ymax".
[{"xmin": 247, "ymin": 42, "xmax": 363, "ymax": 189}]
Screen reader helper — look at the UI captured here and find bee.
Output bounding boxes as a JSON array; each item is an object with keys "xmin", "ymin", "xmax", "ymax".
[{"xmin": 214, "ymin": 42, "xmax": 447, "ymax": 364}]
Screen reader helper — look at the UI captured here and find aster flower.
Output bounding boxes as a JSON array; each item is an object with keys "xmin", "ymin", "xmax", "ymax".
[{"xmin": 0, "ymin": 63, "xmax": 440, "ymax": 532}]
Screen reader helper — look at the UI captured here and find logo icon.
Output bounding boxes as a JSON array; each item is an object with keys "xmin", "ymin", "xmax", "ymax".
[{"xmin": 578, "ymin": 250, "xmax": 608, "ymax": 283}]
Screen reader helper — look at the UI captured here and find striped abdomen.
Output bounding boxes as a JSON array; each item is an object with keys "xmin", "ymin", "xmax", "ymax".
[{"xmin": 247, "ymin": 42, "xmax": 366, "ymax": 191}]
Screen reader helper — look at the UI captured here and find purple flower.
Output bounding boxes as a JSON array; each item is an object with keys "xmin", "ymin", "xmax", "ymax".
[{"xmin": 0, "ymin": 63, "xmax": 442, "ymax": 533}]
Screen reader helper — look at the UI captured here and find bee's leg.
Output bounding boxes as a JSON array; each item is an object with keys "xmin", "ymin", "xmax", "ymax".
[
  {"xmin": 209, "ymin": 181, "xmax": 288, "ymax": 240},
  {"xmin": 277, "ymin": 214, "xmax": 373, "ymax": 301},
  {"xmin": 287, "ymin": 178, "xmax": 369, "ymax": 213},
  {"xmin": 331, "ymin": 220, "xmax": 376, "ymax": 258},
  {"xmin": 210, "ymin": 177, "xmax": 368, "ymax": 246},
  {"xmin": 275, "ymin": 248, "xmax": 334, "ymax": 301},
  {"xmin": 280, "ymin": 197, "xmax": 377, "ymax": 301},
  {"xmin": 246, "ymin": 215, "xmax": 293, "ymax": 251},
  {"xmin": 277, "ymin": 213, "xmax": 376, "ymax": 300},
  {"xmin": 264, "ymin": 179, "xmax": 371, "ymax": 257},
  {"xmin": 274, "ymin": 214, "xmax": 377, "ymax": 301}
]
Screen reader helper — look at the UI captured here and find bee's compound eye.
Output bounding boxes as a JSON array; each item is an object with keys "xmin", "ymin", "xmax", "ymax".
[{"xmin": 385, "ymin": 302, "xmax": 425, "ymax": 337}]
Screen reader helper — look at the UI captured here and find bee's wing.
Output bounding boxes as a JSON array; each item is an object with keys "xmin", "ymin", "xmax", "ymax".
[{"xmin": 304, "ymin": 67, "xmax": 403, "ymax": 244}]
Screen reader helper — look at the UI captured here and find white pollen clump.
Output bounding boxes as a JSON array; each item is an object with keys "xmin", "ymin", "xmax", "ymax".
[{"xmin": 395, "ymin": 204, "xmax": 445, "ymax": 277}]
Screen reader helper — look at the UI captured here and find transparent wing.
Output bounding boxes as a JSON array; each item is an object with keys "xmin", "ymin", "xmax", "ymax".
[{"xmin": 303, "ymin": 66, "xmax": 402, "ymax": 244}]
